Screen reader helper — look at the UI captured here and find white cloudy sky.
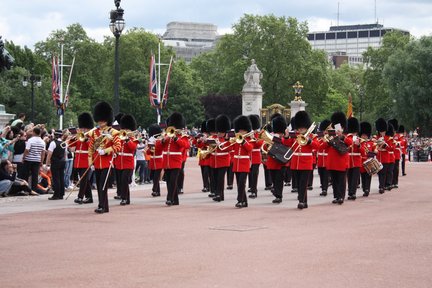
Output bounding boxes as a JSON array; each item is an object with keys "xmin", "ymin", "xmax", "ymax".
[{"xmin": 1, "ymin": 0, "xmax": 431, "ymax": 47}]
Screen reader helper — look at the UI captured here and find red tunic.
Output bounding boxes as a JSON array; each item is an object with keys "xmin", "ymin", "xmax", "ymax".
[
  {"xmin": 161, "ymin": 136, "xmax": 189, "ymax": 169},
  {"xmin": 232, "ymin": 140, "xmax": 253, "ymax": 173},
  {"xmin": 360, "ymin": 140, "xmax": 376, "ymax": 174},
  {"xmin": 211, "ymin": 136, "xmax": 232, "ymax": 168},
  {"xmin": 249, "ymin": 133, "xmax": 263, "ymax": 165},
  {"xmin": 317, "ymin": 138, "xmax": 328, "ymax": 168},
  {"xmin": 399, "ymin": 135, "xmax": 407, "ymax": 155},
  {"xmin": 321, "ymin": 135, "xmax": 353, "ymax": 171},
  {"xmin": 70, "ymin": 139, "xmax": 90, "ymax": 169},
  {"xmin": 286, "ymin": 135, "xmax": 319, "ymax": 171},
  {"xmin": 195, "ymin": 138, "xmax": 211, "ymax": 166},
  {"xmin": 88, "ymin": 127, "xmax": 121, "ymax": 169},
  {"xmin": 265, "ymin": 134, "xmax": 286, "ymax": 170},
  {"xmin": 393, "ymin": 134, "xmax": 401, "ymax": 160},
  {"xmin": 347, "ymin": 134, "xmax": 364, "ymax": 168},
  {"xmin": 147, "ymin": 140, "xmax": 163, "ymax": 170},
  {"xmin": 114, "ymin": 138, "xmax": 137, "ymax": 170},
  {"xmin": 376, "ymin": 135, "xmax": 394, "ymax": 164}
]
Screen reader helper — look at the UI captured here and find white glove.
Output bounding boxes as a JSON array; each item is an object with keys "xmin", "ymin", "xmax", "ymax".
[
  {"xmin": 90, "ymin": 165, "xmax": 95, "ymax": 171},
  {"xmin": 97, "ymin": 149, "xmax": 106, "ymax": 156}
]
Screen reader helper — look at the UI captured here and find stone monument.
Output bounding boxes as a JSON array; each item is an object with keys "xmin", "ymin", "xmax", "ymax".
[
  {"xmin": 288, "ymin": 81, "xmax": 308, "ymax": 118},
  {"xmin": 241, "ymin": 59, "xmax": 264, "ymax": 116},
  {"xmin": 0, "ymin": 105, "xmax": 15, "ymax": 128}
]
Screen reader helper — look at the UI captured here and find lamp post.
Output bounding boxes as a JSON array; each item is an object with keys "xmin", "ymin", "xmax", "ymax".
[
  {"xmin": 109, "ymin": 0, "xmax": 125, "ymax": 115},
  {"xmin": 22, "ymin": 74, "xmax": 41, "ymax": 123}
]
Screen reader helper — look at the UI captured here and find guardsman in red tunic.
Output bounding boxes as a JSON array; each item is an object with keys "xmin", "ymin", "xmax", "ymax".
[
  {"xmin": 177, "ymin": 132, "xmax": 190, "ymax": 195},
  {"xmin": 346, "ymin": 117, "xmax": 364, "ymax": 200},
  {"xmin": 72, "ymin": 112, "xmax": 94, "ymax": 205},
  {"xmin": 211, "ymin": 115, "xmax": 232, "ymax": 202},
  {"xmin": 285, "ymin": 111, "xmax": 319, "ymax": 209},
  {"xmin": 205, "ymin": 119, "xmax": 218, "ymax": 198},
  {"xmin": 317, "ymin": 119, "xmax": 331, "ymax": 196},
  {"xmin": 146, "ymin": 124, "xmax": 163, "ymax": 197},
  {"xmin": 398, "ymin": 125, "xmax": 408, "ymax": 176},
  {"xmin": 264, "ymin": 115, "xmax": 287, "ymax": 204},
  {"xmin": 388, "ymin": 119, "xmax": 401, "ymax": 189},
  {"xmin": 114, "ymin": 115, "xmax": 138, "ymax": 206},
  {"xmin": 194, "ymin": 121, "xmax": 211, "ymax": 193},
  {"xmin": 359, "ymin": 121, "xmax": 375, "ymax": 197},
  {"xmin": 384, "ymin": 121, "xmax": 396, "ymax": 191},
  {"xmin": 247, "ymin": 114, "xmax": 263, "ymax": 199},
  {"xmin": 232, "ymin": 116, "xmax": 253, "ymax": 208},
  {"xmin": 88, "ymin": 101, "xmax": 121, "ymax": 214},
  {"xmin": 160, "ymin": 112, "xmax": 189, "ymax": 206},
  {"xmin": 321, "ymin": 112, "xmax": 353, "ymax": 205},
  {"xmin": 374, "ymin": 118, "xmax": 393, "ymax": 194}
]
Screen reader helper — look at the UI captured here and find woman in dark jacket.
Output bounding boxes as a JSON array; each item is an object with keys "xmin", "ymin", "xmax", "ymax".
[{"xmin": 0, "ymin": 159, "xmax": 36, "ymax": 196}]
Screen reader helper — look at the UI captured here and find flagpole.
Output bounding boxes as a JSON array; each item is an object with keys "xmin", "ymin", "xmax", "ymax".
[
  {"xmin": 59, "ymin": 42, "xmax": 64, "ymax": 130},
  {"xmin": 157, "ymin": 42, "xmax": 161, "ymax": 124},
  {"xmin": 64, "ymin": 55, "xmax": 76, "ymax": 110}
]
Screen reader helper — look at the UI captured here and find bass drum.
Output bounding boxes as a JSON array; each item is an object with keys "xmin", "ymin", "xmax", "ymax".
[{"xmin": 363, "ymin": 158, "xmax": 383, "ymax": 175}]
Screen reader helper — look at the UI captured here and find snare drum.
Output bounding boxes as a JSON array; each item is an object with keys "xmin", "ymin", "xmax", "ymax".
[{"xmin": 362, "ymin": 158, "xmax": 383, "ymax": 175}]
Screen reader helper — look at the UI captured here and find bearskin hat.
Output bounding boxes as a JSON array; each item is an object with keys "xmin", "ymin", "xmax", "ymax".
[
  {"xmin": 215, "ymin": 114, "xmax": 231, "ymax": 133},
  {"xmin": 293, "ymin": 111, "xmax": 312, "ymax": 129},
  {"xmin": 347, "ymin": 117, "xmax": 360, "ymax": 134},
  {"xmin": 331, "ymin": 111, "xmax": 347, "ymax": 130},
  {"xmin": 289, "ymin": 117, "xmax": 296, "ymax": 131},
  {"xmin": 386, "ymin": 122, "xmax": 395, "ymax": 136},
  {"xmin": 270, "ymin": 113, "xmax": 282, "ymax": 121},
  {"xmin": 114, "ymin": 113, "xmax": 124, "ymax": 125},
  {"xmin": 93, "ymin": 101, "xmax": 113, "ymax": 125},
  {"xmin": 398, "ymin": 125, "xmax": 405, "ymax": 133},
  {"xmin": 120, "ymin": 114, "xmax": 137, "ymax": 131},
  {"xmin": 272, "ymin": 116, "xmax": 287, "ymax": 134},
  {"xmin": 249, "ymin": 114, "xmax": 261, "ymax": 130},
  {"xmin": 375, "ymin": 118, "xmax": 387, "ymax": 133},
  {"xmin": 360, "ymin": 122, "xmax": 372, "ymax": 138},
  {"xmin": 148, "ymin": 124, "xmax": 162, "ymax": 137},
  {"xmin": 388, "ymin": 119, "xmax": 398, "ymax": 132},
  {"xmin": 78, "ymin": 112, "xmax": 94, "ymax": 129},
  {"xmin": 234, "ymin": 115, "xmax": 252, "ymax": 133},
  {"xmin": 206, "ymin": 118, "xmax": 216, "ymax": 133},
  {"xmin": 167, "ymin": 112, "xmax": 186, "ymax": 129},
  {"xmin": 319, "ymin": 119, "xmax": 331, "ymax": 132},
  {"xmin": 200, "ymin": 120, "xmax": 207, "ymax": 133}
]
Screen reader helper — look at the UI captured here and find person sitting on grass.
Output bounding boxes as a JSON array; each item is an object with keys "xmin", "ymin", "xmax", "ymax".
[{"xmin": 0, "ymin": 159, "xmax": 38, "ymax": 196}]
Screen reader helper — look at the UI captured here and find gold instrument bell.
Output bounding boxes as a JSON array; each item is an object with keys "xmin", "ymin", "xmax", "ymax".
[{"xmin": 119, "ymin": 129, "xmax": 137, "ymax": 141}]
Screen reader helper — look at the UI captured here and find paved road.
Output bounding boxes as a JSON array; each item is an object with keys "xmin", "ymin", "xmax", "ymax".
[{"xmin": 0, "ymin": 159, "xmax": 431, "ymax": 288}]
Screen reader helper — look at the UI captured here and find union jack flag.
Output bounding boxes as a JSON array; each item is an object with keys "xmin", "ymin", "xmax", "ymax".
[
  {"xmin": 51, "ymin": 56, "xmax": 63, "ymax": 115},
  {"xmin": 149, "ymin": 54, "xmax": 159, "ymax": 108}
]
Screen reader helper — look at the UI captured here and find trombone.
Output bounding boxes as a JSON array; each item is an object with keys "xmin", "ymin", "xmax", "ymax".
[
  {"xmin": 60, "ymin": 130, "xmax": 92, "ymax": 148},
  {"xmin": 218, "ymin": 130, "xmax": 255, "ymax": 150}
]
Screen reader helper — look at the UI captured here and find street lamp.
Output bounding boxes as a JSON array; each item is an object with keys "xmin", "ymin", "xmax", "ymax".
[
  {"xmin": 22, "ymin": 74, "xmax": 41, "ymax": 123},
  {"xmin": 292, "ymin": 81, "xmax": 304, "ymax": 101},
  {"xmin": 109, "ymin": 0, "xmax": 125, "ymax": 115}
]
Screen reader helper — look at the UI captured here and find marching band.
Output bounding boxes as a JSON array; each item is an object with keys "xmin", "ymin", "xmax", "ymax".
[{"xmin": 50, "ymin": 101, "xmax": 410, "ymax": 213}]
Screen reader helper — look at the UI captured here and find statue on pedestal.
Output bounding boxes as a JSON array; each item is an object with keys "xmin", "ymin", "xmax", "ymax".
[{"xmin": 243, "ymin": 59, "xmax": 263, "ymax": 91}]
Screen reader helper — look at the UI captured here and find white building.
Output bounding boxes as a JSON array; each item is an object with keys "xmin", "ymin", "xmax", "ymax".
[{"xmin": 307, "ymin": 24, "xmax": 409, "ymax": 66}]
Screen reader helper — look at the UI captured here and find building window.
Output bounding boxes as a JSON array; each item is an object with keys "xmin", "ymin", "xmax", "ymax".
[
  {"xmin": 348, "ymin": 31, "xmax": 358, "ymax": 38},
  {"xmin": 337, "ymin": 32, "xmax": 347, "ymax": 39},
  {"xmin": 326, "ymin": 33, "xmax": 336, "ymax": 39},
  {"xmin": 359, "ymin": 30, "xmax": 369, "ymax": 38},
  {"xmin": 316, "ymin": 33, "xmax": 325, "ymax": 40},
  {"xmin": 370, "ymin": 30, "xmax": 380, "ymax": 37},
  {"xmin": 307, "ymin": 34, "xmax": 315, "ymax": 41}
]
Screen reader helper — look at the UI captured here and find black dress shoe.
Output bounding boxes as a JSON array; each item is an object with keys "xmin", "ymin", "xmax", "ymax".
[
  {"xmin": 235, "ymin": 202, "xmax": 242, "ymax": 208},
  {"xmin": 165, "ymin": 200, "xmax": 173, "ymax": 206},
  {"xmin": 48, "ymin": 196, "xmax": 63, "ymax": 200},
  {"xmin": 393, "ymin": 184, "xmax": 398, "ymax": 189},
  {"xmin": 114, "ymin": 196, "xmax": 121, "ymax": 200},
  {"xmin": 94, "ymin": 208, "xmax": 105, "ymax": 214},
  {"xmin": 337, "ymin": 198, "xmax": 344, "ymax": 205},
  {"xmin": 291, "ymin": 189, "xmax": 298, "ymax": 193},
  {"xmin": 120, "ymin": 200, "xmax": 128, "ymax": 206},
  {"xmin": 379, "ymin": 189, "xmax": 385, "ymax": 194},
  {"xmin": 264, "ymin": 186, "xmax": 272, "ymax": 191},
  {"xmin": 82, "ymin": 198, "xmax": 93, "ymax": 204},
  {"xmin": 226, "ymin": 186, "xmax": 233, "ymax": 190},
  {"xmin": 208, "ymin": 193, "xmax": 215, "ymax": 198},
  {"xmin": 212, "ymin": 196, "xmax": 221, "ymax": 202},
  {"xmin": 297, "ymin": 202, "xmax": 306, "ymax": 209},
  {"xmin": 363, "ymin": 192, "xmax": 369, "ymax": 197},
  {"xmin": 307, "ymin": 186, "xmax": 313, "ymax": 190},
  {"xmin": 241, "ymin": 202, "xmax": 248, "ymax": 208},
  {"xmin": 320, "ymin": 190, "xmax": 327, "ymax": 196},
  {"xmin": 347, "ymin": 195, "xmax": 356, "ymax": 200},
  {"xmin": 247, "ymin": 188, "xmax": 252, "ymax": 193},
  {"xmin": 332, "ymin": 199, "xmax": 338, "ymax": 204},
  {"xmin": 74, "ymin": 198, "xmax": 83, "ymax": 204},
  {"xmin": 402, "ymin": 173, "xmax": 407, "ymax": 176},
  {"xmin": 151, "ymin": 191, "xmax": 160, "ymax": 197},
  {"xmin": 284, "ymin": 182, "xmax": 289, "ymax": 186},
  {"xmin": 272, "ymin": 198, "xmax": 282, "ymax": 204},
  {"xmin": 304, "ymin": 203, "xmax": 308, "ymax": 209},
  {"xmin": 201, "ymin": 188, "xmax": 209, "ymax": 192},
  {"xmin": 178, "ymin": 189, "xmax": 184, "ymax": 194},
  {"xmin": 249, "ymin": 193, "xmax": 257, "ymax": 199}
]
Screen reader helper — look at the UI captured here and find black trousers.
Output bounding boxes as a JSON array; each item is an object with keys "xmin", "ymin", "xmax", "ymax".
[
  {"xmin": 291, "ymin": 167, "xmax": 298, "ymax": 190},
  {"xmin": 214, "ymin": 167, "xmax": 228, "ymax": 200},
  {"xmin": 77, "ymin": 168, "xmax": 93, "ymax": 200},
  {"xmin": 165, "ymin": 168, "xmax": 180, "ymax": 204},
  {"xmin": 236, "ymin": 172, "xmax": 248, "ymax": 203},
  {"xmin": 361, "ymin": 172, "xmax": 372, "ymax": 192},
  {"xmin": 318, "ymin": 167, "xmax": 329, "ymax": 191},
  {"xmin": 115, "ymin": 168, "xmax": 121, "ymax": 196},
  {"xmin": 263, "ymin": 165, "xmax": 273, "ymax": 188},
  {"xmin": 330, "ymin": 170, "xmax": 347, "ymax": 200},
  {"xmin": 385, "ymin": 163, "xmax": 395, "ymax": 188},
  {"xmin": 284, "ymin": 166, "xmax": 292, "ymax": 183},
  {"xmin": 294, "ymin": 170, "xmax": 310, "ymax": 203},
  {"xmin": 401, "ymin": 154, "xmax": 406, "ymax": 175},
  {"xmin": 227, "ymin": 163, "xmax": 234, "ymax": 187},
  {"xmin": 270, "ymin": 169, "xmax": 283, "ymax": 199},
  {"xmin": 51, "ymin": 161, "xmax": 66, "ymax": 198},
  {"xmin": 13, "ymin": 161, "xmax": 25, "ymax": 179},
  {"xmin": 118, "ymin": 169, "xmax": 133, "ymax": 203},
  {"xmin": 95, "ymin": 168, "xmax": 110, "ymax": 212},
  {"xmin": 248, "ymin": 163, "xmax": 260, "ymax": 194},
  {"xmin": 151, "ymin": 169, "xmax": 161, "ymax": 193},
  {"xmin": 23, "ymin": 161, "xmax": 40, "ymax": 191},
  {"xmin": 209, "ymin": 167, "xmax": 216, "ymax": 194},
  {"xmin": 393, "ymin": 160, "xmax": 400, "ymax": 185},
  {"xmin": 200, "ymin": 166, "xmax": 210, "ymax": 190},
  {"xmin": 178, "ymin": 162, "xmax": 185, "ymax": 190},
  {"xmin": 378, "ymin": 163, "xmax": 389, "ymax": 190},
  {"xmin": 308, "ymin": 164, "xmax": 316, "ymax": 187},
  {"xmin": 347, "ymin": 167, "xmax": 360, "ymax": 196}
]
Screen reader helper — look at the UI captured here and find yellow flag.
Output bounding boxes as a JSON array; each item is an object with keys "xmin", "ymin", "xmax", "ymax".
[{"xmin": 346, "ymin": 92, "xmax": 353, "ymax": 118}]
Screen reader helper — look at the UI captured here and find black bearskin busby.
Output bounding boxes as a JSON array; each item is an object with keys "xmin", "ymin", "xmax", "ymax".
[
  {"xmin": 386, "ymin": 122, "xmax": 395, "ymax": 137},
  {"xmin": 398, "ymin": 125, "xmax": 405, "ymax": 133},
  {"xmin": 206, "ymin": 118, "xmax": 216, "ymax": 133},
  {"xmin": 93, "ymin": 101, "xmax": 113, "ymax": 126},
  {"xmin": 78, "ymin": 112, "xmax": 94, "ymax": 129},
  {"xmin": 114, "ymin": 113, "xmax": 124, "ymax": 125},
  {"xmin": 360, "ymin": 122, "xmax": 372, "ymax": 138},
  {"xmin": 319, "ymin": 119, "xmax": 331, "ymax": 132},
  {"xmin": 200, "ymin": 120, "xmax": 207, "ymax": 133},
  {"xmin": 289, "ymin": 117, "xmax": 296, "ymax": 131},
  {"xmin": 347, "ymin": 117, "xmax": 360, "ymax": 134},
  {"xmin": 215, "ymin": 114, "xmax": 231, "ymax": 133},
  {"xmin": 167, "ymin": 112, "xmax": 186, "ymax": 129},
  {"xmin": 234, "ymin": 115, "xmax": 252, "ymax": 133},
  {"xmin": 272, "ymin": 116, "xmax": 287, "ymax": 134},
  {"xmin": 331, "ymin": 111, "xmax": 347, "ymax": 130},
  {"xmin": 375, "ymin": 118, "xmax": 387, "ymax": 133},
  {"xmin": 120, "ymin": 114, "xmax": 137, "ymax": 131},
  {"xmin": 148, "ymin": 124, "xmax": 162, "ymax": 137},
  {"xmin": 249, "ymin": 114, "xmax": 261, "ymax": 130},
  {"xmin": 270, "ymin": 113, "xmax": 282, "ymax": 121},
  {"xmin": 293, "ymin": 111, "xmax": 312, "ymax": 130},
  {"xmin": 388, "ymin": 119, "xmax": 398, "ymax": 133}
]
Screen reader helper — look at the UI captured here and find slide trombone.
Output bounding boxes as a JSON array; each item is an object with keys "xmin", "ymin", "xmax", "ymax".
[
  {"xmin": 60, "ymin": 130, "xmax": 93, "ymax": 148},
  {"xmin": 218, "ymin": 130, "xmax": 255, "ymax": 150}
]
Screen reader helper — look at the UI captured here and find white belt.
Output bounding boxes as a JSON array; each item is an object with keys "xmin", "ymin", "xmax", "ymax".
[
  {"xmin": 318, "ymin": 153, "xmax": 328, "ymax": 156},
  {"xmin": 389, "ymin": 152, "xmax": 394, "ymax": 154},
  {"xmin": 294, "ymin": 153, "xmax": 312, "ymax": 156},
  {"xmin": 234, "ymin": 155, "xmax": 250, "ymax": 159},
  {"xmin": 118, "ymin": 152, "xmax": 133, "ymax": 157},
  {"xmin": 75, "ymin": 150, "xmax": 88, "ymax": 154},
  {"xmin": 349, "ymin": 153, "xmax": 361, "ymax": 156},
  {"xmin": 252, "ymin": 149, "xmax": 261, "ymax": 152},
  {"xmin": 212, "ymin": 152, "xmax": 229, "ymax": 156},
  {"xmin": 163, "ymin": 151, "xmax": 182, "ymax": 155},
  {"xmin": 151, "ymin": 155, "xmax": 163, "ymax": 159}
]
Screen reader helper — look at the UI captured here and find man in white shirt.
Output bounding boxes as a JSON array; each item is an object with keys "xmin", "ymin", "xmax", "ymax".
[{"xmin": 22, "ymin": 127, "xmax": 46, "ymax": 192}]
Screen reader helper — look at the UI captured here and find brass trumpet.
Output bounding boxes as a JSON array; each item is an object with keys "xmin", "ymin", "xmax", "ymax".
[
  {"xmin": 296, "ymin": 122, "xmax": 316, "ymax": 146},
  {"xmin": 164, "ymin": 126, "xmax": 188, "ymax": 138},
  {"xmin": 258, "ymin": 129, "xmax": 274, "ymax": 154},
  {"xmin": 119, "ymin": 129, "xmax": 138, "ymax": 141},
  {"xmin": 60, "ymin": 130, "xmax": 91, "ymax": 148}
]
